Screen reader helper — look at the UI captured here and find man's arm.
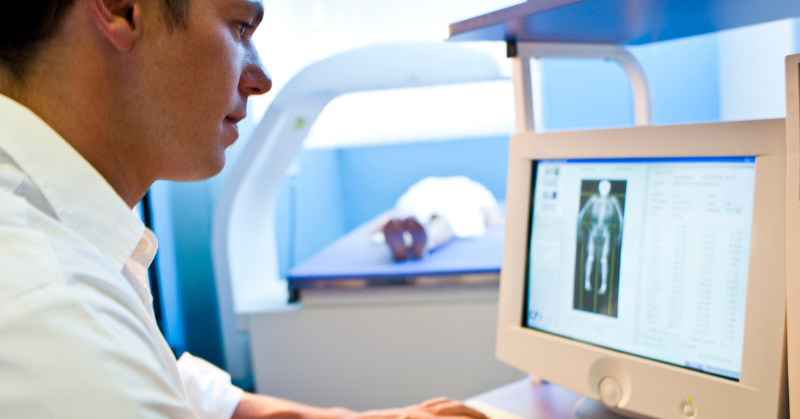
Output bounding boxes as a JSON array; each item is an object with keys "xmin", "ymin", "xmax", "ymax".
[
  {"xmin": 233, "ymin": 393, "xmax": 489, "ymax": 419},
  {"xmin": 176, "ymin": 351, "xmax": 487, "ymax": 419}
]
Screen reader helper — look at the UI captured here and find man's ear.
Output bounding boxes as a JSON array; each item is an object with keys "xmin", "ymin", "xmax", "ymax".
[{"xmin": 88, "ymin": 0, "xmax": 142, "ymax": 52}]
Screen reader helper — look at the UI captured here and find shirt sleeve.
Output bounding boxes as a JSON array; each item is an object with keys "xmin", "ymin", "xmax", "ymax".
[
  {"xmin": 177, "ymin": 352, "xmax": 245, "ymax": 419},
  {"xmin": 0, "ymin": 272, "xmax": 199, "ymax": 418}
]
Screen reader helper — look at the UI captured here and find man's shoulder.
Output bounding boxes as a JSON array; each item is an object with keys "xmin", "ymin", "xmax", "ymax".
[
  {"xmin": 0, "ymin": 151, "xmax": 26, "ymax": 192},
  {"xmin": 0, "ymin": 189, "xmax": 159, "ymax": 360},
  {"xmin": 0, "ymin": 191, "xmax": 63, "ymax": 304},
  {"xmin": 0, "ymin": 205, "xmax": 194, "ymax": 417},
  {"xmin": 0, "ymin": 184, "xmax": 147, "ymax": 317},
  {"xmin": 0, "ymin": 186, "xmax": 97, "ymax": 304},
  {"xmin": 0, "ymin": 177, "xmax": 104, "ymax": 260}
]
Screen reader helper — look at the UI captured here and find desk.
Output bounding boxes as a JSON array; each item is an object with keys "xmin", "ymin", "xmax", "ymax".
[
  {"xmin": 469, "ymin": 379, "xmax": 635, "ymax": 419},
  {"xmin": 468, "ymin": 379, "xmax": 581, "ymax": 419}
]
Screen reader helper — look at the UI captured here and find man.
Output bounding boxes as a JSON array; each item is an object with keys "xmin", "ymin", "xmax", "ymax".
[{"xmin": 0, "ymin": 1, "xmax": 492, "ymax": 418}]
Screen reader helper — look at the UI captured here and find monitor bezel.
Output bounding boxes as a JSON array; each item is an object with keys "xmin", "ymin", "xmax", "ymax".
[
  {"xmin": 784, "ymin": 53, "xmax": 800, "ymax": 419},
  {"xmin": 497, "ymin": 119, "xmax": 787, "ymax": 419}
]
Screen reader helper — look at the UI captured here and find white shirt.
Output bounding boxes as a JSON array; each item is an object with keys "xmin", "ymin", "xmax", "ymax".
[{"xmin": 0, "ymin": 94, "xmax": 243, "ymax": 418}]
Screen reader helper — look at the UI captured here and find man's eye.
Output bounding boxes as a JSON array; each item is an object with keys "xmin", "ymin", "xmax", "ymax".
[{"xmin": 237, "ymin": 22, "xmax": 248, "ymax": 36}]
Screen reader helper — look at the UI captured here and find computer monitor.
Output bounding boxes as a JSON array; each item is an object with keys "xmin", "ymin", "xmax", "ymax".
[{"xmin": 497, "ymin": 120, "xmax": 787, "ymax": 419}]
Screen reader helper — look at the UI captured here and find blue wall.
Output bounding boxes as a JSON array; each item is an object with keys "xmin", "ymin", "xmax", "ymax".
[
  {"xmin": 275, "ymin": 151, "xmax": 348, "ymax": 277},
  {"xmin": 630, "ymin": 34, "xmax": 720, "ymax": 124},
  {"xmin": 797, "ymin": 21, "xmax": 800, "ymax": 48},
  {"xmin": 168, "ymin": 182, "xmax": 224, "ymax": 366},
  {"xmin": 150, "ymin": 181, "xmax": 225, "ymax": 367},
  {"xmin": 538, "ymin": 32, "xmax": 720, "ymax": 131},
  {"xmin": 338, "ymin": 136, "xmax": 510, "ymax": 232},
  {"xmin": 540, "ymin": 58, "xmax": 635, "ymax": 130},
  {"xmin": 149, "ymin": 181, "xmax": 186, "ymax": 354}
]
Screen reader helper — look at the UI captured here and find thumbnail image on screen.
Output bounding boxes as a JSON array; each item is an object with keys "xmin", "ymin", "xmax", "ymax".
[
  {"xmin": 524, "ymin": 157, "xmax": 756, "ymax": 381},
  {"xmin": 575, "ymin": 180, "xmax": 626, "ymax": 318}
]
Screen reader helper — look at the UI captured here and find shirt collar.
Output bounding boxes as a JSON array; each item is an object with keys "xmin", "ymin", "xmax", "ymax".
[
  {"xmin": 131, "ymin": 227, "xmax": 159, "ymax": 276},
  {"xmin": 0, "ymin": 94, "xmax": 144, "ymax": 270}
]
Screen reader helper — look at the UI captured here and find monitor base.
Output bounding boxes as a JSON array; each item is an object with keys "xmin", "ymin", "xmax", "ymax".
[{"xmin": 573, "ymin": 397, "xmax": 655, "ymax": 419}]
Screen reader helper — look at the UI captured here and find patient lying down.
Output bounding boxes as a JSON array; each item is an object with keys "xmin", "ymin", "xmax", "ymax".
[{"xmin": 373, "ymin": 176, "xmax": 504, "ymax": 262}]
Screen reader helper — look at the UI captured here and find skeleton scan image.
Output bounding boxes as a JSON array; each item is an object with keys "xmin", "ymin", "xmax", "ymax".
[{"xmin": 575, "ymin": 179, "xmax": 626, "ymax": 317}]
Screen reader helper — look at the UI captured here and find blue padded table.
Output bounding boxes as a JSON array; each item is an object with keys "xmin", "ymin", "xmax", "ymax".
[{"xmin": 287, "ymin": 206, "xmax": 506, "ymax": 294}]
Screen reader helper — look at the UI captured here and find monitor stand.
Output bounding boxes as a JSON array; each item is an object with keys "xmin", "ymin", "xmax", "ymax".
[{"xmin": 573, "ymin": 397, "xmax": 656, "ymax": 419}]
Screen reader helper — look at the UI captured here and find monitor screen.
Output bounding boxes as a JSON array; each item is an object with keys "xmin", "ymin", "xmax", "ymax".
[{"xmin": 524, "ymin": 157, "xmax": 756, "ymax": 381}]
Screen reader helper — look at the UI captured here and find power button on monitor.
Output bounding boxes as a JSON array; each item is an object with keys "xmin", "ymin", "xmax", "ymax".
[
  {"xmin": 598, "ymin": 377, "xmax": 622, "ymax": 407},
  {"xmin": 680, "ymin": 400, "xmax": 696, "ymax": 418}
]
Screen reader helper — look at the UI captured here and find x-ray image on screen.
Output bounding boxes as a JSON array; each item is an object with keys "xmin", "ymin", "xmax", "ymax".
[{"xmin": 574, "ymin": 179, "xmax": 626, "ymax": 317}]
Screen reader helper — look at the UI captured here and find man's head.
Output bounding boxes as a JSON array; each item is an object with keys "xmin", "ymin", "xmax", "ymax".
[{"xmin": 0, "ymin": 0, "xmax": 271, "ymax": 204}]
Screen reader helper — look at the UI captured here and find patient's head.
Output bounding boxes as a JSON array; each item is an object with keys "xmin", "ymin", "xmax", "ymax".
[
  {"xmin": 0, "ymin": 0, "xmax": 271, "ymax": 205},
  {"xmin": 599, "ymin": 180, "xmax": 611, "ymax": 197}
]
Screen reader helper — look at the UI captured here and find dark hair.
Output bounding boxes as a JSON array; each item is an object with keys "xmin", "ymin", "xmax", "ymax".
[{"xmin": 0, "ymin": 0, "xmax": 188, "ymax": 83}]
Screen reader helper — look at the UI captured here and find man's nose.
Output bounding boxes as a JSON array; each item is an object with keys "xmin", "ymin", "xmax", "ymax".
[{"xmin": 240, "ymin": 48, "xmax": 272, "ymax": 96}]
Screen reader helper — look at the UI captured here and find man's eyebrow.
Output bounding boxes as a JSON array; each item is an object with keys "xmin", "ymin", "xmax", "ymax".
[
  {"xmin": 250, "ymin": 0, "xmax": 265, "ymax": 23},
  {"xmin": 237, "ymin": 0, "xmax": 264, "ymax": 24}
]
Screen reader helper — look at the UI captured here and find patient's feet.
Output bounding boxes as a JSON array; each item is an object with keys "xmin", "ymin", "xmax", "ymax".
[
  {"xmin": 403, "ymin": 217, "xmax": 427, "ymax": 260},
  {"xmin": 383, "ymin": 219, "xmax": 407, "ymax": 261}
]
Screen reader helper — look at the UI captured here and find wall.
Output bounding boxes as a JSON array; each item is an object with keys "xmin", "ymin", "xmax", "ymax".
[
  {"xmin": 630, "ymin": 34, "xmax": 721, "ymax": 124},
  {"xmin": 539, "ymin": 32, "xmax": 721, "ymax": 131},
  {"xmin": 718, "ymin": 19, "xmax": 797, "ymax": 121},
  {"xmin": 338, "ymin": 136, "xmax": 510, "ymax": 232},
  {"xmin": 797, "ymin": 19, "xmax": 800, "ymax": 49},
  {"xmin": 149, "ymin": 181, "xmax": 186, "ymax": 354},
  {"xmin": 275, "ymin": 150, "xmax": 348, "ymax": 277}
]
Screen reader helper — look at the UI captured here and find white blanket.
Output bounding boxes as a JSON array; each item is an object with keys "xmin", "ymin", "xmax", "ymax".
[{"xmin": 394, "ymin": 176, "xmax": 498, "ymax": 239}]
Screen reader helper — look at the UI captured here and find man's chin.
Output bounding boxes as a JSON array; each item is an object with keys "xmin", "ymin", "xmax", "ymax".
[
  {"xmin": 169, "ymin": 151, "xmax": 226, "ymax": 182},
  {"xmin": 202, "ymin": 140, "xmax": 230, "ymax": 179},
  {"xmin": 203, "ymin": 151, "xmax": 227, "ymax": 179}
]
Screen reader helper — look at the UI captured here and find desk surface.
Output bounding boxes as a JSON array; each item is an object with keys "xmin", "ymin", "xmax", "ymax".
[
  {"xmin": 469, "ymin": 379, "xmax": 654, "ymax": 419},
  {"xmin": 469, "ymin": 379, "xmax": 582, "ymax": 419}
]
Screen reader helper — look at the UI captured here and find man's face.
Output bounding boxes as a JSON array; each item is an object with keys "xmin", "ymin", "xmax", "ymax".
[{"xmin": 134, "ymin": 0, "xmax": 271, "ymax": 181}]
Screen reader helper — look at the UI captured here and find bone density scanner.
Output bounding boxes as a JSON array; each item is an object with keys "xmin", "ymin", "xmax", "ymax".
[{"xmin": 212, "ymin": 42, "xmax": 508, "ymax": 381}]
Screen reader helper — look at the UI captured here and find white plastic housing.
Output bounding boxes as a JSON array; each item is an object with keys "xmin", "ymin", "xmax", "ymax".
[
  {"xmin": 211, "ymin": 42, "xmax": 507, "ymax": 378},
  {"xmin": 784, "ymin": 53, "xmax": 800, "ymax": 419},
  {"xmin": 497, "ymin": 119, "xmax": 788, "ymax": 419}
]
